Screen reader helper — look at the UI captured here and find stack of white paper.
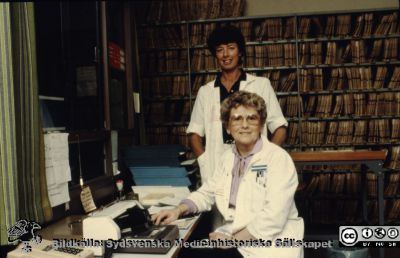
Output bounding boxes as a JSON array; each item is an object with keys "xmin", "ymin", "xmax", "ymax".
[
  {"xmin": 44, "ymin": 133, "xmax": 71, "ymax": 207},
  {"xmin": 132, "ymin": 186, "xmax": 190, "ymax": 206}
]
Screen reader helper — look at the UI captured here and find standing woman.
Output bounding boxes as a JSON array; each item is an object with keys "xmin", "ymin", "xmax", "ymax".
[
  {"xmin": 153, "ymin": 91, "xmax": 304, "ymax": 258},
  {"xmin": 187, "ymin": 25, "xmax": 287, "ymax": 184}
]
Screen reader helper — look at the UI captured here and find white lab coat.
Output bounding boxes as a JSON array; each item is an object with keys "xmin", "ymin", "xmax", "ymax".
[
  {"xmin": 186, "ymin": 136, "xmax": 304, "ymax": 258},
  {"xmin": 187, "ymin": 73, "xmax": 287, "ymax": 183}
]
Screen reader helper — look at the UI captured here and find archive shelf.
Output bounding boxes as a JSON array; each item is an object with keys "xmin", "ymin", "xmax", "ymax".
[
  {"xmin": 300, "ymin": 87, "xmax": 400, "ymax": 95},
  {"xmin": 136, "ymin": 6, "xmax": 400, "ymax": 225},
  {"xmin": 299, "ymin": 142, "xmax": 400, "ymax": 148},
  {"xmin": 301, "ymin": 115, "xmax": 400, "ymax": 120},
  {"xmin": 144, "ymin": 96, "xmax": 195, "ymax": 101}
]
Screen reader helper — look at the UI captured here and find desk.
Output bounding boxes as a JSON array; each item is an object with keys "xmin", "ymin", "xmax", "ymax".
[
  {"xmin": 111, "ymin": 215, "xmax": 201, "ymax": 258},
  {"xmin": 290, "ymin": 150, "xmax": 386, "ymax": 258},
  {"xmin": 39, "ymin": 215, "xmax": 87, "ymax": 240},
  {"xmin": 37, "ymin": 212, "xmax": 200, "ymax": 258}
]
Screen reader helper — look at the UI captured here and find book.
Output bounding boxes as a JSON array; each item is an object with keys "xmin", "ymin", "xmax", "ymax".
[
  {"xmin": 325, "ymin": 15, "xmax": 336, "ymax": 37},
  {"xmin": 287, "ymin": 122, "xmax": 299, "ymax": 145},
  {"xmin": 298, "ymin": 17, "xmax": 311, "ymax": 38},
  {"xmin": 336, "ymin": 15, "xmax": 351, "ymax": 36}
]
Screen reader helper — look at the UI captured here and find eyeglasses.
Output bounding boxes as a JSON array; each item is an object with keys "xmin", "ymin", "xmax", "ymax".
[{"xmin": 229, "ymin": 114, "xmax": 260, "ymax": 126}]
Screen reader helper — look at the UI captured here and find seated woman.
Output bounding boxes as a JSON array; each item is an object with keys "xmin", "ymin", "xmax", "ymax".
[{"xmin": 152, "ymin": 91, "xmax": 304, "ymax": 258}]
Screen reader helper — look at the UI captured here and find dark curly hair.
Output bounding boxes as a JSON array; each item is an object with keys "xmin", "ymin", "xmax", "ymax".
[
  {"xmin": 207, "ymin": 25, "xmax": 246, "ymax": 65},
  {"xmin": 220, "ymin": 91, "xmax": 267, "ymax": 129}
]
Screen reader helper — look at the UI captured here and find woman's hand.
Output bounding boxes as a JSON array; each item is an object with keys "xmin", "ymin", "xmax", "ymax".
[{"xmin": 151, "ymin": 207, "xmax": 180, "ymax": 225}]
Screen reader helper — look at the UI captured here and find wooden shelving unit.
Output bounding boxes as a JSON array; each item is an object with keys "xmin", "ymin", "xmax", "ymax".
[{"xmin": 135, "ymin": 4, "xmax": 400, "ymax": 224}]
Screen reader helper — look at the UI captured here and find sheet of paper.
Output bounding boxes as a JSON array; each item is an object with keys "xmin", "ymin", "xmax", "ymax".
[
  {"xmin": 169, "ymin": 216, "xmax": 198, "ymax": 230},
  {"xmin": 142, "ymin": 192, "xmax": 175, "ymax": 200},
  {"xmin": 44, "ymin": 133, "xmax": 71, "ymax": 183},
  {"xmin": 80, "ymin": 186, "xmax": 97, "ymax": 213},
  {"xmin": 44, "ymin": 133, "xmax": 72, "ymax": 207},
  {"xmin": 47, "ymin": 182, "xmax": 70, "ymax": 207},
  {"xmin": 132, "ymin": 186, "xmax": 190, "ymax": 206},
  {"xmin": 91, "ymin": 201, "xmax": 137, "ymax": 218},
  {"xmin": 180, "ymin": 159, "xmax": 196, "ymax": 166},
  {"xmin": 158, "ymin": 196, "xmax": 183, "ymax": 206},
  {"xmin": 147, "ymin": 205, "xmax": 175, "ymax": 215},
  {"xmin": 133, "ymin": 92, "xmax": 141, "ymax": 113}
]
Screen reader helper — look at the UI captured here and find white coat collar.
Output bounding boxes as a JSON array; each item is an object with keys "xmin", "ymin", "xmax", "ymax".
[
  {"xmin": 225, "ymin": 135, "xmax": 271, "ymax": 173},
  {"xmin": 208, "ymin": 72, "xmax": 257, "ymax": 88},
  {"xmin": 246, "ymin": 135, "xmax": 271, "ymax": 165},
  {"xmin": 240, "ymin": 73, "xmax": 257, "ymax": 90}
]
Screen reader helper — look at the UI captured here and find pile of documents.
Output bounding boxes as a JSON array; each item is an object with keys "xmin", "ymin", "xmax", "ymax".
[{"xmin": 132, "ymin": 185, "xmax": 190, "ymax": 206}]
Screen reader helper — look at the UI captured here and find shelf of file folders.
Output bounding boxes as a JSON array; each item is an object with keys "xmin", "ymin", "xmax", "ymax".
[
  {"xmin": 273, "ymin": 112, "xmax": 400, "ymax": 151},
  {"xmin": 290, "ymin": 151, "xmax": 387, "ymax": 228},
  {"xmin": 291, "ymin": 142, "xmax": 400, "ymax": 213},
  {"xmin": 290, "ymin": 150, "xmax": 389, "ymax": 258},
  {"xmin": 121, "ymin": 144, "xmax": 198, "ymax": 187}
]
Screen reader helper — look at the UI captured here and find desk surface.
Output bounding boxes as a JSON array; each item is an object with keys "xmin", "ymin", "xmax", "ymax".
[
  {"xmin": 39, "ymin": 214, "xmax": 87, "ymax": 240},
  {"xmin": 37, "ymin": 211, "xmax": 200, "ymax": 258},
  {"xmin": 290, "ymin": 150, "xmax": 386, "ymax": 162},
  {"xmin": 111, "ymin": 215, "xmax": 201, "ymax": 258}
]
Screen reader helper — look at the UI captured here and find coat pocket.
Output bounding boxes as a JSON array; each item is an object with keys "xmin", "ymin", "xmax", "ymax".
[{"xmin": 251, "ymin": 181, "xmax": 266, "ymax": 211}]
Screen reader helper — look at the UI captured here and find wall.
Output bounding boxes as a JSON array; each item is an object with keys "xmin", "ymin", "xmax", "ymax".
[{"xmin": 245, "ymin": 0, "xmax": 399, "ymax": 16}]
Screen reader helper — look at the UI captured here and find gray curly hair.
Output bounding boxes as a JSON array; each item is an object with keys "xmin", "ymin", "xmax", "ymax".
[{"xmin": 220, "ymin": 91, "xmax": 267, "ymax": 128}]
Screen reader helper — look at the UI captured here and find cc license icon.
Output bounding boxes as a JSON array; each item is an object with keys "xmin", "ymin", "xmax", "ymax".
[
  {"xmin": 387, "ymin": 228, "xmax": 399, "ymax": 239},
  {"xmin": 362, "ymin": 228, "xmax": 373, "ymax": 239},
  {"xmin": 374, "ymin": 228, "xmax": 386, "ymax": 239},
  {"xmin": 341, "ymin": 228, "xmax": 358, "ymax": 246}
]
